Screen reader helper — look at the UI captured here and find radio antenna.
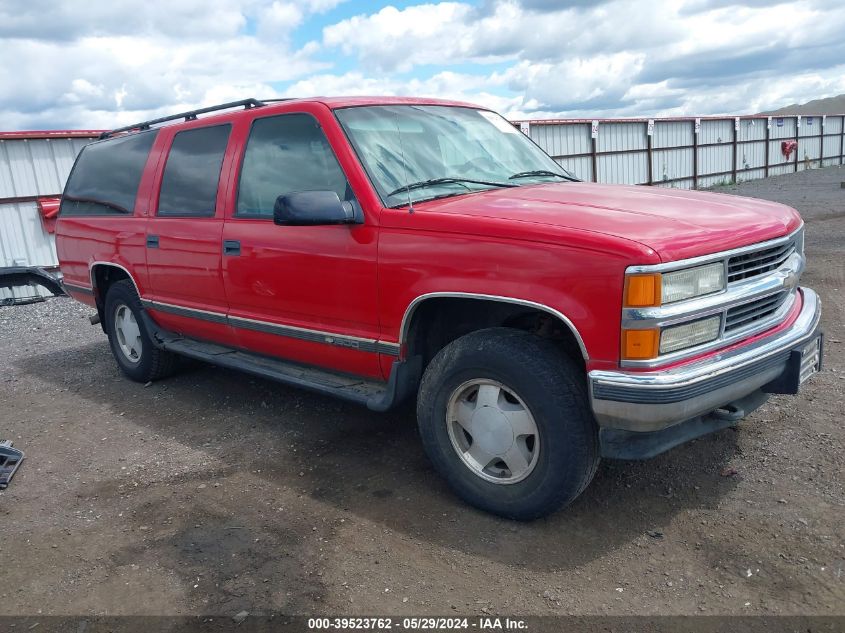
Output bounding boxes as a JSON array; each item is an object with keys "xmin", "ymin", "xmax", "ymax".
[{"xmin": 393, "ymin": 110, "xmax": 414, "ymax": 214}]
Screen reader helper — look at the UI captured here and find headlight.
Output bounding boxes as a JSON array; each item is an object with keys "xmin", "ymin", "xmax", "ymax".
[
  {"xmin": 624, "ymin": 262, "xmax": 725, "ymax": 307},
  {"xmin": 659, "ymin": 316, "xmax": 721, "ymax": 354},
  {"xmin": 661, "ymin": 263, "xmax": 725, "ymax": 304}
]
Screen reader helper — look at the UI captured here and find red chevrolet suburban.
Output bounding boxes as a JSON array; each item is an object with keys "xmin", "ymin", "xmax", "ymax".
[{"xmin": 56, "ymin": 97, "xmax": 822, "ymax": 519}]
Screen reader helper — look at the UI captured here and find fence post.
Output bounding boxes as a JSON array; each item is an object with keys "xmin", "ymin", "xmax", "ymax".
[
  {"xmin": 731, "ymin": 117, "xmax": 739, "ymax": 183},
  {"xmin": 764, "ymin": 117, "xmax": 770, "ymax": 178},
  {"xmin": 646, "ymin": 120, "xmax": 653, "ymax": 185},
  {"xmin": 692, "ymin": 119, "xmax": 698, "ymax": 189},
  {"xmin": 818, "ymin": 116, "xmax": 825, "ymax": 168},
  {"xmin": 794, "ymin": 116, "xmax": 800, "ymax": 172},
  {"xmin": 590, "ymin": 121, "xmax": 598, "ymax": 183},
  {"xmin": 840, "ymin": 115, "xmax": 844, "ymax": 166}
]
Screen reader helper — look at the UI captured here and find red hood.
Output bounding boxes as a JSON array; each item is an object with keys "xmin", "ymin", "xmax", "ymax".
[{"xmin": 418, "ymin": 182, "xmax": 802, "ymax": 262}]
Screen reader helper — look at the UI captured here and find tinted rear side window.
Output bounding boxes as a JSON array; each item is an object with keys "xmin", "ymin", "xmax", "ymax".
[
  {"xmin": 60, "ymin": 130, "xmax": 157, "ymax": 216},
  {"xmin": 236, "ymin": 113, "xmax": 349, "ymax": 218},
  {"xmin": 157, "ymin": 124, "xmax": 231, "ymax": 217}
]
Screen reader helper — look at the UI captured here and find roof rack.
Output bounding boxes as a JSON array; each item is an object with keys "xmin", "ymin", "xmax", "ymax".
[{"xmin": 99, "ymin": 98, "xmax": 267, "ymax": 139}]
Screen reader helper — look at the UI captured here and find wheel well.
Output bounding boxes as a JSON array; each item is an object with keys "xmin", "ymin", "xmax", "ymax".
[
  {"xmin": 404, "ymin": 298, "xmax": 586, "ymax": 372},
  {"xmin": 91, "ymin": 265, "xmax": 132, "ymax": 331}
]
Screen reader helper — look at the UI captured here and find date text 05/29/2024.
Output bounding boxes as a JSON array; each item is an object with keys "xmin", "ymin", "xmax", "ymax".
[{"xmin": 307, "ymin": 617, "xmax": 528, "ymax": 630}]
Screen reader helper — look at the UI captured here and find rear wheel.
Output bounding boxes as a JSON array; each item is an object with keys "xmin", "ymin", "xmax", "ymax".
[
  {"xmin": 104, "ymin": 279, "xmax": 177, "ymax": 382},
  {"xmin": 417, "ymin": 328, "xmax": 599, "ymax": 520}
]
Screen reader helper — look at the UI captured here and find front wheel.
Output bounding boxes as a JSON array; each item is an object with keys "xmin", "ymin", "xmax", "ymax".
[{"xmin": 416, "ymin": 328, "xmax": 599, "ymax": 520}]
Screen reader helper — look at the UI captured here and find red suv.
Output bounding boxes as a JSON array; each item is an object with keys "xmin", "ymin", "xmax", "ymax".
[{"xmin": 56, "ymin": 97, "xmax": 822, "ymax": 519}]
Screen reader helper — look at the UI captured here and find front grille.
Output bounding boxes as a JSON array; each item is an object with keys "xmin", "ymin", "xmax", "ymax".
[
  {"xmin": 724, "ymin": 292, "xmax": 789, "ymax": 333},
  {"xmin": 728, "ymin": 239, "xmax": 795, "ymax": 283}
]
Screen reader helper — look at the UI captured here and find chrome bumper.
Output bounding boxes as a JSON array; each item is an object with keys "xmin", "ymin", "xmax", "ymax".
[{"xmin": 589, "ymin": 287, "xmax": 821, "ymax": 432}]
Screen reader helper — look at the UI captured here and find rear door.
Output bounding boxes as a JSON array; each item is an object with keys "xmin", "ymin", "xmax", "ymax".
[
  {"xmin": 143, "ymin": 123, "xmax": 237, "ymax": 345},
  {"xmin": 221, "ymin": 109, "xmax": 383, "ymax": 379}
]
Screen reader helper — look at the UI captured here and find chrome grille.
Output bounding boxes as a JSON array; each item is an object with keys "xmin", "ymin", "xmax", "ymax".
[
  {"xmin": 728, "ymin": 239, "xmax": 795, "ymax": 283},
  {"xmin": 725, "ymin": 292, "xmax": 789, "ymax": 333}
]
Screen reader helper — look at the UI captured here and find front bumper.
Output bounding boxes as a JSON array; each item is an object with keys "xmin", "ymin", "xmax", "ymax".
[{"xmin": 589, "ymin": 287, "xmax": 821, "ymax": 433}]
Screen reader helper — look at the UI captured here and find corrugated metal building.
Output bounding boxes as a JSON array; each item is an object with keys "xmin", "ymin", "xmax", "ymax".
[{"xmin": 0, "ymin": 130, "xmax": 100, "ymax": 303}]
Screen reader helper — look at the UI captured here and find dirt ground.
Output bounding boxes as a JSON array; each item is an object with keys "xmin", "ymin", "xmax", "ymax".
[{"xmin": 1, "ymin": 166, "xmax": 843, "ymax": 619}]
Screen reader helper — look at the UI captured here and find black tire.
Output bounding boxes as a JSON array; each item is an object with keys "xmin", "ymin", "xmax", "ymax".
[
  {"xmin": 417, "ymin": 327, "xmax": 599, "ymax": 520},
  {"xmin": 104, "ymin": 279, "xmax": 178, "ymax": 382}
]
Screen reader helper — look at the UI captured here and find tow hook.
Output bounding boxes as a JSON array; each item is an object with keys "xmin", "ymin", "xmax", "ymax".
[{"xmin": 711, "ymin": 390, "xmax": 769, "ymax": 423}]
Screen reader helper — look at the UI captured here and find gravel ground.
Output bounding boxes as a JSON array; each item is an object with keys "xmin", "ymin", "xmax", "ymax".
[{"xmin": 1, "ymin": 166, "xmax": 843, "ymax": 618}]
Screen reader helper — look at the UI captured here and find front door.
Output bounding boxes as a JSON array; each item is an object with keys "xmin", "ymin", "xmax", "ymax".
[{"xmin": 222, "ymin": 112, "xmax": 382, "ymax": 379}]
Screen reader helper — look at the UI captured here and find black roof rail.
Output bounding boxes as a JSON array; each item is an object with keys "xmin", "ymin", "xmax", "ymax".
[{"xmin": 99, "ymin": 98, "xmax": 266, "ymax": 140}]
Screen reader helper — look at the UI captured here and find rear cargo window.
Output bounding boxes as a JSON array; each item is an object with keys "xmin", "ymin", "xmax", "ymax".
[
  {"xmin": 157, "ymin": 124, "xmax": 231, "ymax": 217},
  {"xmin": 236, "ymin": 113, "xmax": 348, "ymax": 218},
  {"xmin": 60, "ymin": 130, "xmax": 157, "ymax": 216}
]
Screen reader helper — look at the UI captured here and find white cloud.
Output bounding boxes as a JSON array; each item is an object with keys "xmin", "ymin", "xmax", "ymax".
[
  {"xmin": 323, "ymin": 3, "xmax": 483, "ymax": 73},
  {"xmin": 318, "ymin": 0, "xmax": 845, "ymax": 117},
  {"xmin": 302, "ymin": 0, "xmax": 350, "ymax": 12},
  {"xmin": 2, "ymin": 0, "xmax": 845, "ymax": 129},
  {"xmin": 0, "ymin": 0, "xmax": 249, "ymax": 41},
  {"xmin": 501, "ymin": 53, "xmax": 647, "ymax": 111},
  {"xmin": 257, "ymin": 2, "xmax": 306, "ymax": 39},
  {"xmin": 282, "ymin": 70, "xmax": 523, "ymax": 113},
  {"xmin": 0, "ymin": 0, "xmax": 331, "ymax": 129}
]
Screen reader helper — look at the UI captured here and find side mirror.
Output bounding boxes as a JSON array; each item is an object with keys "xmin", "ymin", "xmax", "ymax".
[{"xmin": 273, "ymin": 190, "xmax": 359, "ymax": 226}]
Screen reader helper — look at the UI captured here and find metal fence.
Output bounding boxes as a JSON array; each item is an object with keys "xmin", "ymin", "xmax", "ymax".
[{"xmin": 513, "ymin": 114, "xmax": 845, "ymax": 189}]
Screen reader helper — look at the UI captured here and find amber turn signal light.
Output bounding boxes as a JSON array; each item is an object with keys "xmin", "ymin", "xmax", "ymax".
[
  {"xmin": 622, "ymin": 328, "xmax": 659, "ymax": 360},
  {"xmin": 624, "ymin": 273, "xmax": 662, "ymax": 307}
]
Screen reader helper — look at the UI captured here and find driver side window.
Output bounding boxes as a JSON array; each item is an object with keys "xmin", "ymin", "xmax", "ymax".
[{"xmin": 236, "ymin": 113, "xmax": 349, "ymax": 218}]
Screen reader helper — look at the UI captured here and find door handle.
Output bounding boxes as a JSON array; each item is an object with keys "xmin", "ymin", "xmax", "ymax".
[
  {"xmin": 146, "ymin": 234, "xmax": 159, "ymax": 249},
  {"xmin": 223, "ymin": 240, "xmax": 241, "ymax": 256}
]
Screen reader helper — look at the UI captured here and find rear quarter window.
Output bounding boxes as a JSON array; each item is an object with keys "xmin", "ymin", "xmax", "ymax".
[
  {"xmin": 157, "ymin": 124, "xmax": 231, "ymax": 217},
  {"xmin": 60, "ymin": 130, "xmax": 158, "ymax": 216}
]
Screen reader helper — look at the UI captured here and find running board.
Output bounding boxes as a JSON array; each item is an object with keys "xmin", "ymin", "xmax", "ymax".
[
  {"xmin": 161, "ymin": 335, "xmax": 386, "ymax": 405},
  {"xmin": 139, "ymin": 309, "xmax": 421, "ymax": 411}
]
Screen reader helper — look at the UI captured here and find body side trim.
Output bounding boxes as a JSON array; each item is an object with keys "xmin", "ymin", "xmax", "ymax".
[
  {"xmin": 63, "ymin": 282, "xmax": 94, "ymax": 296},
  {"xmin": 140, "ymin": 298, "xmax": 400, "ymax": 357},
  {"xmin": 143, "ymin": 299, "xmax": 228, "ymax": 324},
  {"xmin": 229, "ymin": 314, "xmax": 397, "ymax": 355}
]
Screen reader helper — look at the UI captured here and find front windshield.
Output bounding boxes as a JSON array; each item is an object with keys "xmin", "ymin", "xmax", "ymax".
[{"xmin": 335, "ymin": 105, "xmax": 577, "ymax": 207}]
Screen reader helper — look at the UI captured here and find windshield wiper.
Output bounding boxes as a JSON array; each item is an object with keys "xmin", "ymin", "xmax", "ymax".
[
  {"xmin": 509, "ymin": 170, "xmax": 578, "ymax": 181},
  {"xmin": 387, "ymin": 177, "xmax": 516, "ymax": 198}
]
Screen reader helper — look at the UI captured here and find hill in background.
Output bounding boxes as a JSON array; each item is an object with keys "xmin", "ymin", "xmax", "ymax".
[{"xmin": 762, "ymin": 93, "xmax": 845, "ymax": 115}]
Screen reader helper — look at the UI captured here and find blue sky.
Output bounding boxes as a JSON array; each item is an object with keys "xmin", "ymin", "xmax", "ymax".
[{"xmin": 1, "ymin": 0, "xmax": 844, "ymax": 130}]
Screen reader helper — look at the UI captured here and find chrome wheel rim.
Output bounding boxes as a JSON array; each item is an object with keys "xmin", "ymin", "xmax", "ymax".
[
  {"xmin": 113, "ymin": 304, "xmax": 142, "ymax": 363},
  {"xmin": 446, "ymin": 379, "xmax": 540, "ymax": 484}
]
